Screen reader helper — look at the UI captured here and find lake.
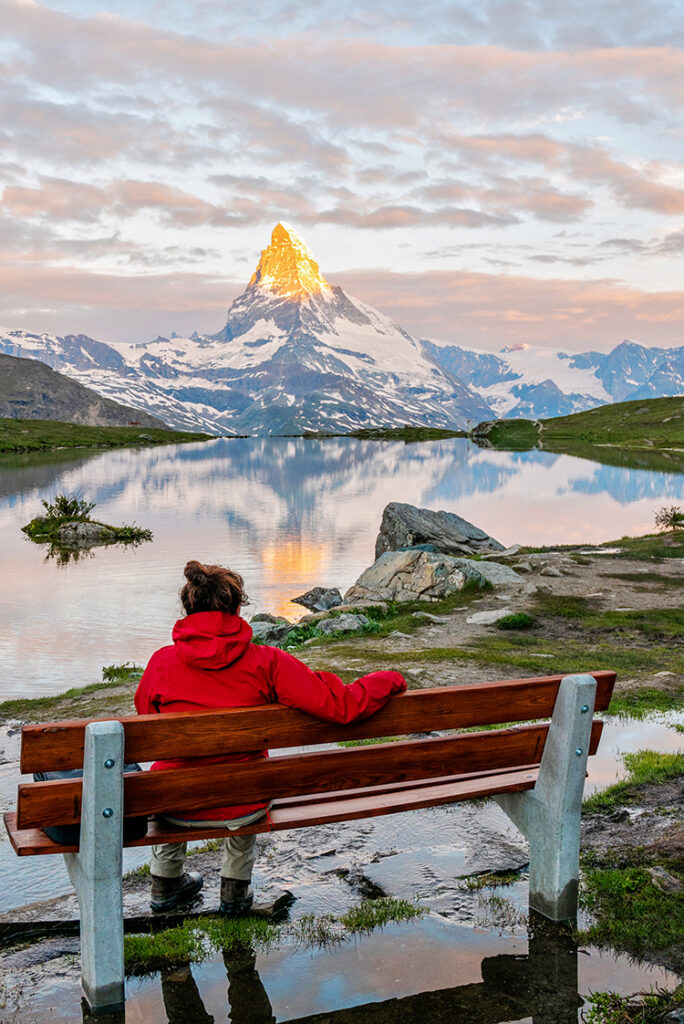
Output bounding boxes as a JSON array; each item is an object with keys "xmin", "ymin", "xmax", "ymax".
[{"xmin": 1, "ymin": 435, "xmax": 683, "ymax": 700}]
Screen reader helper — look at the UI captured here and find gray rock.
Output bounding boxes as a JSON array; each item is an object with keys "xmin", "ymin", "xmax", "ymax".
[
  {"xmin": 513, "ymin": 561, "xmax": 533, "ymax": 573},
  {"xmin": 249, "ymin": 619, "xmax": 292, "ymax": 644},
  {"xmin": 411, "ymin": 612, "xmax": 448, "ymax": 623},
  {"xmin": 480, "ymin": 544, "xmax": 521, "ymax": 559},
  {"xmin": 466, "ymin": 608, "xmax": 513, "ymax": 625},
  {"xmin": 345, "ymin": 549, "xmax": 481, "ymax": 605},
  {"xmin": 540, "ymin": 566, "xmax": 563, "ymax": 577},
  {"xmin": 317, "ymin": 613, "xmax": 369, "ymax": 636},
  {"xmin": 455, "ymin": 559, "xmax": 521, "ymax": 586},
  {"xmin": 250, "ymin": 613, "xmax": 290, "ymax": 625},
  {"xmin": 375, "ymin": 502, "xmax": 505, "ymax": 559},
  {"xmin": 292, "ymin": 586, "xmax": 343, "ymax": 612},
  {"xmin": 56, "ymin": 520, "xmax": 115, "ymax": 546}
]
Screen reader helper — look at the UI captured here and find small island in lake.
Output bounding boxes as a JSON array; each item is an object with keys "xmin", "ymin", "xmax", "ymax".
[{"xmin": 22, "ymin": 494, "xmax": 153, "ymax": 558}]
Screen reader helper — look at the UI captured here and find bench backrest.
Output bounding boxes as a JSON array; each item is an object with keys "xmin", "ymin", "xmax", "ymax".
[{"xmin": 17, "ymin": 672, "xmax": 615, "ymax": 831}]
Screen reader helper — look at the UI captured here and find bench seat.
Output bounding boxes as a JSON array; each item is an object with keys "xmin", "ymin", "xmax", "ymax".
[{"xmin": 4, "ymin": 763, "xmax": 540, "ymax": 856}]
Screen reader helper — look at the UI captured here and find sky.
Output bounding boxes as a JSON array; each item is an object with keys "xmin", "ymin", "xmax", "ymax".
[{"xmin": 1, "ymin": 0, "xmax": 683, "ymax": 351}]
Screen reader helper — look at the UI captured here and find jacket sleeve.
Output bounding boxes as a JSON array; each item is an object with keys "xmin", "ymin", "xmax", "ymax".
[
  {"xmin": 268, "ymin": 648, "xmax": 406, "ymax": 723},
  {"xmin": 134, "ymin": 653, "xmax": 162, "ymax": 715}
]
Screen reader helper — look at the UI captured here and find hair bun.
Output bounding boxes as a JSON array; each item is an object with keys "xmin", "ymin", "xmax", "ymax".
[{"xmin": 184, "ymin": 560, "xmax": 207, "ymax": 584}]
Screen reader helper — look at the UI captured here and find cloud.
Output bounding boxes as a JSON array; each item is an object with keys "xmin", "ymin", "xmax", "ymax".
[{"xmin": 2, "ymin": 259, "xmax": 683, "ymax": 351}]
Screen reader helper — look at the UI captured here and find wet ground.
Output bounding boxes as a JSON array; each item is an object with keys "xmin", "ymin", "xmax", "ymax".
[{"xmin": 1, "ymin": 713, "xmax": 682, "ymax": 1023}]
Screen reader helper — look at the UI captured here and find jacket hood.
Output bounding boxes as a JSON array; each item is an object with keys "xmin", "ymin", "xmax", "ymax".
[{"xmin": 172, "ymin": 611, "xmax": 253, "ymax": 670}]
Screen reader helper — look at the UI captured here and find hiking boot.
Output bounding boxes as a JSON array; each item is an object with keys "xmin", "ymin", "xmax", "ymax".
[
  {"xmin": 150, "ymin": 871, "xmax": 203, "ymax": 912},
  {"xmin": 219, "ymin": 877, "xmax": 254, "ymax": 916}
]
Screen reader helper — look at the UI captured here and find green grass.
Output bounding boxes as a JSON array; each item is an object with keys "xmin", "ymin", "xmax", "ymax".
[
  {"xmin": 0, "ymin": 416, "xmax": 214, "ymax": 454},
  {"xmin": 473, "ymin": 397, "xmax": 684, "ymax": 455},
  {"xmin": 0, "ymin": 663, "xmax": 142, "ymax": 722},
  {"xmin": 457, "ymin": 869, "xmax": 521, "ymax": 891},
  {"xmin": 578, "ymin": 864, "xmax": 684, "ymax": 961},
  {"xmin": 123, "ymin": 898, "xmax": 425, "ymax": 972},
  {"xmin": 602, "ymin": 531, "xmax": 684, "ymax": 561},
  {"xmin": 496, "ymin": 612, "xmax": 536, "ymax": 630},
  {"xmin": 299, "ymin": 426, "xmax": 466, "ymax": 443},
  {"xmin": 278, "ymin": 581, "xmax": 491, "ymax": 652},
  {"xmin": 583, "ymin": 984, "xmax": 684, "ymax": 1024},
  {"xmin": 583, "ymin": 751, "xmax": 684, "ymax": 814},
  {"xmin": 607, "ymin": 572, "xmax": 684, "ymax": 588},
  {"xmin": 607, "ymin": 687, "xmax": 684, "ymax": 719}
]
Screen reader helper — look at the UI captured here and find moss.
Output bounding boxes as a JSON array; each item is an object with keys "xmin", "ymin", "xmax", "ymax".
[
  {"xmin": 583, "ymin": 751, "xmax": 684, "ymax": 813},
  {"xmin": 22, "ymin": 514, "xmax": 152, "ymax": 546}
]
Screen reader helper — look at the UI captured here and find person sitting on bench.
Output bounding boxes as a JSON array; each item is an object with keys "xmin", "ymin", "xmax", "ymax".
[{"xmin": 134, "ymin": 560, "xmax": 406, "ymax": 914}]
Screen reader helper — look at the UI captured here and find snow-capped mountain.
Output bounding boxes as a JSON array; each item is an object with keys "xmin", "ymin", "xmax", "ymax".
[
  {"xmin": 0, "ymin": 223, "xmax": 681, "ymax": 432},
  {"xmin": 0, "ymin": 224, "xmax": 491, "ymax": 434},
  {"xmin": 422, "ymin": 339, "xmax": 684, "ymax": 419}
]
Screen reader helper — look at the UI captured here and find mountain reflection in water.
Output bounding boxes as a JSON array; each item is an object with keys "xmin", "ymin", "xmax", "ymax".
[{"xmin": 0, "ymin": 436, "xmax": 682, "ymax": 698}]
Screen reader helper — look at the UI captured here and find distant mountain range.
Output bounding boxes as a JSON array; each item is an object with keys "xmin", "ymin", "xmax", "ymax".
[
  {"xmin": 0, "ymin": 352, "xmax": 165, "ymax": 429},
  {"xmin": 0, "ymin": 223, "xmax": 682, "ymax": 433}
]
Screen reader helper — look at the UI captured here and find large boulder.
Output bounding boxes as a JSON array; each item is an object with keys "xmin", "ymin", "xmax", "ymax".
[
  {"xmin": 292, "ymin": 587, "xmax": 343, "ymax": 612},
  {"xmin": 375, "ymin": 502, "xmax": 505, "ymax": 559},
  {"xmin": 344, "ymin": 549, "xmax": 486, "ymax": 604}
]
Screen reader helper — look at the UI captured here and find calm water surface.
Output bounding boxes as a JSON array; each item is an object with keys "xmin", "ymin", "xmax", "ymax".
[{"xmin": 0, "ymin": 436, "xmax": 682, "ymax": 698}]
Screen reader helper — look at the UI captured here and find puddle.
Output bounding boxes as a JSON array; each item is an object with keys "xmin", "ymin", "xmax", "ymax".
[
  {"xmin": 3, "ymin": 915, "xmax": 679, "ymax": 1024},
  {"xmin": 1, "ymin": 713, "xmax": 682, "ymax": 915},
  {"xmin": 1, "ymin": 711, "xmax": 682, "ymax": 1022}
]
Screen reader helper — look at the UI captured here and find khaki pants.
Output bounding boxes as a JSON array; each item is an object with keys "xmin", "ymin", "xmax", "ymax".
[{"xmin": 150, "ymin": 806, "xmax": 268, "ymax": 881}]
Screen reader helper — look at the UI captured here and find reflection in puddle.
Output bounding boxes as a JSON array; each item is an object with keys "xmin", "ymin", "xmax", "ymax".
[{"xmin": 27, "ymin": 914, "xmax": 678, "ymax": 1024}]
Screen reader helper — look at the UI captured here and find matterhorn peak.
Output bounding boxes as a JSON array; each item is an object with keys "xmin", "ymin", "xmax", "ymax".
[{"xmin": 248, "ymin": 223, "xmax": 332, "ymax": 302}]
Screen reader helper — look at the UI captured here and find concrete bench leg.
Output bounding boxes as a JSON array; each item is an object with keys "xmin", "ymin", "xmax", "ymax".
[
  {"xmin": 494, "ymin": 674, "xmax": 597, "ymax": 921},
  {"xmin": 63, "ymin": 721, "xmax": 125, "ymax": 1013}
]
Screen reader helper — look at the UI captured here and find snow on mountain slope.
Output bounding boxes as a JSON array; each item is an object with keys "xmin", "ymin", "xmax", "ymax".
[
  {"xmin": 0, "ymin": 225, "xmax": 492, "ymax": 434},
  {"xmin": 423, "ymin": 339, "xmax": 683, "ymax": 419}
]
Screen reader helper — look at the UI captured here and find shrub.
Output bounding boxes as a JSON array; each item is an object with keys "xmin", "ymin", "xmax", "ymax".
[
  {"xmin": 654, "ymin": 505, "xmax": 684, "ymax": 531},
  {"xmin": 40, "ymin": 494, "xmax": 95, "ymax": 520}
]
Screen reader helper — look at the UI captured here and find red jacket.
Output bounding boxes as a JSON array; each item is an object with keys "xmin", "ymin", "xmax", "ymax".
[{"xmin": 134, "ymin": 610, "xmax": 406, "ymax": 821}]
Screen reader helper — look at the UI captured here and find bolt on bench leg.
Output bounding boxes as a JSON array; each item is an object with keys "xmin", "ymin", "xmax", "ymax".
[
  {"xmin": 64, "ymin": 721, "xmax": 125, "ymax": 1014},
  {"xmin": 495, "ymin": 674, "xmax": 597, "ymax": 921}
]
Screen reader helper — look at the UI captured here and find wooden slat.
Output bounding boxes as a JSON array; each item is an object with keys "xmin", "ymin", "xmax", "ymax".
[
  {"xmin": 5, "ymin": 765, "xmax": 540, "ymax": 856},
  {"xmin": 19, "ymin": 671, "xmax": 616, "ymax": 772},
  {"xmin": 16, "ymin": 721, "xmax": 603, "ymax": 830}
]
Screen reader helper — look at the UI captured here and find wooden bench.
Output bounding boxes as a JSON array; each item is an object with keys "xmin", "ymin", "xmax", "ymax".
[{"xmin": 4, "ymin": 670, "xmax": 615, "ymax": 1014}]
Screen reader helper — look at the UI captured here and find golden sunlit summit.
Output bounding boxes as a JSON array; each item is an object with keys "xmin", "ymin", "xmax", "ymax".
[{"xmin": 248, "ymin": 223, "xmax": 332, "ymax": 301}]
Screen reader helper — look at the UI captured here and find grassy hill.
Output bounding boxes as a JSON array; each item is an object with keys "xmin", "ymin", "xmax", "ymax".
[
  {"xmin": 0, "ymin": 417, "xmax": 215, "ymax": 454},
  {"xmin": 472, "ymin": 397, "xmax": 684, "ymax": 470}
]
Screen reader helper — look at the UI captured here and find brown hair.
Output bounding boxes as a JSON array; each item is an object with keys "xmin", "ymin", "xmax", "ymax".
[{"xmin": 180, "ymin": 560, "xmax": 248, "ymax": 615}]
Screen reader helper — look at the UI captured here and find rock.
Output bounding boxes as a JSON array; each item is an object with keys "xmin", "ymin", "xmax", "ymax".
[
  {"xmin": 513, "ymin": 561, "xmax": 533, "ymax": 573},
  {"xmin": 292, "ymin": 586, "xmax": 343, "ymax": 612},
  {"xmin": 386, "ymin": 631, "xmax": 413, "ymax": 640},
  {"xmin": 459, "ymin": 560, "xmax": 520, "ymax": 586},
  {"xmin": 665, "ymin": 1010, "xmax": 684, "ymax": 1024},
  {"xmin": 375, "ymin": 502, "xmax": 505, "ymax": 560},
  {"xmin": 345, "ymin": 550, "xmax": 480, "ymax": 605},
  {"xmin": 249, "ymin": 620, "xmax": 293, "ymax": 644},
  {"xmin": 411, "ymin": 612, "xmax": 448, "ymax": 623},
  {"xmin": 466, "ymin": 608, "xmax": 513, "ymax": 625},
  {"xmin": 316, "ymin": 613, "xmax": 369, "ymax": 636},
  {"xmin": 646, "ymin": 866, "xmax": 683, "ymax": 894},
  {"xmin": 539, "ymin": 566, "xmax": 563, "ymax": 577},
  {"xmin": 56, "ymin": 520, "xmax": 115, "ymax": 546},
  {"xmin": 345, "ymin": 550, "xmax": 520, "ymax": 606},
  {"xmin": 654, "ymin": 671, "xmax": 676, "ymax": 678},
  {"xmin": 137, "ymin": 433, "xmax": 153, "ymax": 441},
  {"xmin": 298, "ymin": 601, "xmax": 388, "ymax": 624},
  {"xmin": 480, "ymin": 544, "xmax": 521, "ymax": 560},
  {"xmin": 250, "ymin": 613, "xmax": 290, "ymax": 625}
]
